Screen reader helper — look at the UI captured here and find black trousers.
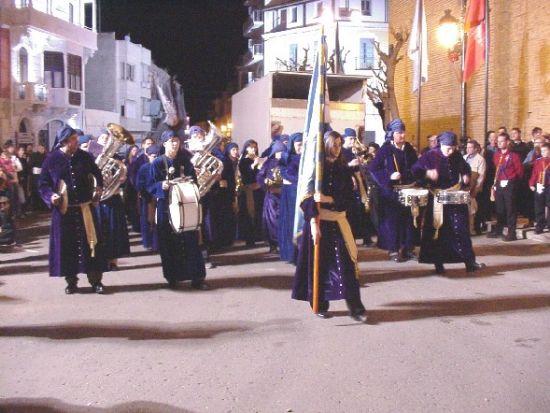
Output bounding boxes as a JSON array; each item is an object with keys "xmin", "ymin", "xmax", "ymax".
[
  {"xmin": 495, "ymin": 181, "xmax": 517, "ymax": 233},
  {"xmin": 534, "ymin": 190, "xmax": 550, "ymax": 230},
  {"xmin": 65, "ymin": 271, "xmax": 102, "ymax": 287}
]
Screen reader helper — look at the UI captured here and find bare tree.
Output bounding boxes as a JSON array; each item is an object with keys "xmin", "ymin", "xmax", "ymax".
[{"xmin": 364, "ymin": 27, "xmax": 410, "ymax": 125}]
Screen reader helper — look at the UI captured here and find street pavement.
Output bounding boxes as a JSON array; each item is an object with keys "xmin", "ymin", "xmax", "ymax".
[{"xmin": 1, "ymin": 214, "xmax": 549, "ymax": 413}]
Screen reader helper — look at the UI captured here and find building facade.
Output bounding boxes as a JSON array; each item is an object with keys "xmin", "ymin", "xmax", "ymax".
[
  {"xmin": 85, "ymin": 32, "xmax": 154, "ymax": 142},
  {"xmin": 238, "ymin": 0, "xmax": 389, "ymax": 142},
  {"xmin": 390, "ymin": 0, "xmax": 550, "ymax": 148},
  {"xmin": 0, "ymin": 0, "xmax": 98, "ymax": 148}
]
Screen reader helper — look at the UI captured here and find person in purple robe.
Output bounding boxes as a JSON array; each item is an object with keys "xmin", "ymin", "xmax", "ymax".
[
  {"xmin": 411, "ymin": 131, "xmax": 485, "ymax": 274},
  {"xmin": 148, "ymin": 130, "xmax": 207, "ymax": 290},
  {"xmin": 92, "ymin": 132, "xmax": 130, "ymax": 271},
  {"xmin": 126, "ymin": 136, "xmax": 155, "ymax": 233},
  {"xmin": 238, "ymin": 139, "xmax": 264, "ymax": 246},
  {"xmin": 257, "ymin": 140, "xmax": 286, "ymax": 253},
  {"xmin": 278, "ymin": 132, "xmax": 302, "ymax": 263},
  {"xmin": 292, "ymin": 131, "xmax": 367, "ymax": 322},
  {"xmin": 368, "ymin": 119, "xmax": 418, "ymax": 262},
  {"xmin": 135, "ymin": 144, "xmax": 161, "ymax": 251},
  {"xmin": 38, "ymin": 125, "xmax": 107, "ymax": 294}
]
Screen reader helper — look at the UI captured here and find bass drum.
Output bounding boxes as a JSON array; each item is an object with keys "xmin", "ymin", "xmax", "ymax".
[{"xmin": 167, "ymin": 178, "xmax": 202, "ymax": 233}]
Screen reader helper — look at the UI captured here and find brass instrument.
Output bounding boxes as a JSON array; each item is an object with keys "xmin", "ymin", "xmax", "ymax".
[
  {"xmin": 96, "ymin": 123, "xmax": 135, "ymax": 201},
  {"xmin": 190, "ymin": 121, "xmax": 224, "ymax": 198},
  {"xmin": 265, "ymin": 166, "xmax": 283, "ymax": 193}
]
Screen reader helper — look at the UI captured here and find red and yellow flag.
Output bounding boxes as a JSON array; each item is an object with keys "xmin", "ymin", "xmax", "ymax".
[{"xmin": 463, "ymin": 0, "xmax": 486, "ymax": 81}]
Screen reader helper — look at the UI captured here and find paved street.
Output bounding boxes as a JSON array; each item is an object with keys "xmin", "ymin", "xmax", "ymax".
[{"xmin": 1, "ymin": 214, "xmax": 549, "ymax": 413}]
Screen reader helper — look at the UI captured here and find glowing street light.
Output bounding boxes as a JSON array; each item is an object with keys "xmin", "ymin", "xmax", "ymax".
[{"xmin": 437, "ymin": 9, "xmax": 460, "ymax": 51}]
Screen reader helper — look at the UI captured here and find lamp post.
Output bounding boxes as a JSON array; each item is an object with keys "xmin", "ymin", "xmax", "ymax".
[{"xmin": 437, "ymin": 5, "xmax": 467, "ymax": 143}]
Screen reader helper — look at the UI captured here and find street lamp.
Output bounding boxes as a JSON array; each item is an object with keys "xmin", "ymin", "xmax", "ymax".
[{"xmin": 437, "ymin": 10, "xmax": 460, "ymax": 52}]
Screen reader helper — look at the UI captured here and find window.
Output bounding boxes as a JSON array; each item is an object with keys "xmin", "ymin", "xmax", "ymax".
[
  {"xmin": 290, "ymin": 7, "xmax": 297, "ymax": 23},
  {"xmin": 124, "ymin": 99, "xmax": 137, "ymax": 118},
  {"xmin": 289, "ymin": 44, "xmax": 298, "ymax": 70},
  {"xmin": 19, "ymin": 48, "xmax": 28, "ymax": 83},
  {"xmin": 67, "ymin": 54, "xmax": 82, "ymax": 91},
  {"xmin": 121, "ymin": 62, "xmax": 135, "ymax": 81},
  {"xmin": 0, "ymin": 28, "xmax": 10, "ymax": 98},
  {"xmin": 44, "ymin": 51, "xmax": 64, "ymax": 88},
  {"xmin": 68, "ymin": 3, "xmax": 74, "ymax": 23},
  {"xmin": 142, "ymin": 98, "xmax": 152, "ymax": 117},
  {"xmin": 253, "ymin": 10, "xmax": 262, "ymax": 22},
  {"xmin": 340, "ymin": 0, "xmax": 349, "ymax": 9},
  {"xmin": 280, "ymin": 9, "xmax": 287, "ymax": 27},
  {"xmin": 359, "ymin": 38, "xmax": 375, "ymax": 69},
  {"xmin": 361, "ymin": 0, "xmax": 371, "ymax": 16},
  {"xmin": 141, "ymin": 63, "xmax": 150, "ymax": 85},
  {"xmin": 316, "ymin": 1, "xmax": 323, "ymax": 17}
]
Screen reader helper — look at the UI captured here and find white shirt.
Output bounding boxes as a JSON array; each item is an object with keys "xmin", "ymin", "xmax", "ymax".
[{"xmin": 464, "ymin": 152, "xmax": 486, "ymax": 189}]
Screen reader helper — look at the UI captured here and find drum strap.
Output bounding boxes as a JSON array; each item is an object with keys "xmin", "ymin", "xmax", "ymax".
[
  {"xmin": 431, "ymin": 183, "xmax": 461, "ymax": 240},
  {"xmin": 67, "ymin": 201, "xmax": 97, "ymax": 258},
  {"xmin": 319, "ymin": 209, "xmax": 359, "ymax": 279}
]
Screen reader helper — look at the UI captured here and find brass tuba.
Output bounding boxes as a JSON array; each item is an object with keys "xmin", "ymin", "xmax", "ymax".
[
  {"xmin": 190, "ymin": 121, "xmax": 224, "ymax": 198},
  {"xmin": 96, "ymin": 123, "xmax": 135, "ymax": 201}
]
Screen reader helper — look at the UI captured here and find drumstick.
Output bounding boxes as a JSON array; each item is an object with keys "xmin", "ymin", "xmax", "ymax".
[{"xmin": 392, "ymin": 155, "xmax": 400, "ymax": 173}]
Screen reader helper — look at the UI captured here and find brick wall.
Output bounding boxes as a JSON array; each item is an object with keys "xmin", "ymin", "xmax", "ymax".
[{"xmin": 389, "ymin": 0, "xmax": 550, "ymax": 148}]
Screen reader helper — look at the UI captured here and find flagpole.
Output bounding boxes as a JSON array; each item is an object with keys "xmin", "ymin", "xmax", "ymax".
[
  {"xmin": 415, "ymin": 0, "xmax": 423, "ymax": 150},
  {"xmin": 312, "ymin": 23, "xmax": 326, "ymax": 315},
  {"xmin": 483, "ymin": 0, "xmax": 490, "ymax": 143}
]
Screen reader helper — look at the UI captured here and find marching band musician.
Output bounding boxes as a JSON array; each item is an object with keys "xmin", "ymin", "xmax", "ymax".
[
  {"xmin": 256, "ymin": 140, "xmax": 286, "ymax": 253},
  {"xmin": 136, "ymin": 144, "xmax": 161, "ymax": 251},
  {"xmin": 126, "ymin": 136, "xmax": 155, "ymax": 233},
  {"xmin": 292, "ymin": 131, "xmax": 367, "ymax": 321},
  {"xmin": 95, "ymin": 131, "xmax": 130, "ymax": 272},
  {"xmin": 238, "ymin": 139, "xmax": 264, "ymax": 247},
  {"xmin": 200, "ymin": 137, "xmax": 227, "ymax": 267},
  {"xmin": 486, "ymin": 132, "xmax": 524, "ymax": 241},
  {"xmin": 38, "ymin": 125, "xmax": 107, "ymax": 294},
  {"xmin": 411, "ymin": 131, "xmax": 485, "ymax": 275},
  {"xmin": 341, "ymin": 127, "xmax": 371, "ymax": 246},
  {"xmin": 368, "ymin": 119, "xmax": 418, "ymax": 262},
  {"xmin": 186, "ymin": 125, "xmax": 207, "ymax": 153},
  {"xmin": 149, "ymin": 130, "xmax": 207, "ymax": 290},
  {"xmin": 278, "ymin": 132, "xmax": 302, "ymax": 263},
  {"xmin": 529, "ymin": 142, "xmax": 550, "ymax": 234},
  {"xmin": 217, "ymin": 142, "xmax": 239, "ymax": 248}
]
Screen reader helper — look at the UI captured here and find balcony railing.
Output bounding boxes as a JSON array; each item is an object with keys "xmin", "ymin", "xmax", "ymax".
[{"xmin": 16, "ymin": 82, "xmax": 48, "ymax": 103}]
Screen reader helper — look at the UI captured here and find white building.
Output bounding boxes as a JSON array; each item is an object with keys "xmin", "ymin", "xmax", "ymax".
[
  {"xmin": 85, "ymin": 32, "xmax": 154, "ymax": 143},
  {"xmin": 238, "ymin": 0, "xmax": 389, "ymax": 143},
  {"xmin": 0, "ymin": 0, "xmax": 98, "ymax": 148}
]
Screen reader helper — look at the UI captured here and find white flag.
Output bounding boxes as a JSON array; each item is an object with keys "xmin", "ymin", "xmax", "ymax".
[{"xmin": 408, "ymin": 0, "xmax": 428, "ymax": 92}]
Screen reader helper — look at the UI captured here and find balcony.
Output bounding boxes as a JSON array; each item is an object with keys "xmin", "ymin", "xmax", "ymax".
[
  {"xmin": 243, "ymin": 14, "xmax": 264, "ymax": 36},
  {"xmin": 0, "ymin": 5, "xmax": 97, "ymax": 50},
  {"xmin": 15, "ymin": 82, "xmax": 48, "ymax": 104}
]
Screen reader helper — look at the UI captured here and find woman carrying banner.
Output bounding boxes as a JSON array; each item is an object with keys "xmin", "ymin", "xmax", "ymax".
[{"xmin": 292, "ymin": 131, "xmax": 366, "ymax": 322}]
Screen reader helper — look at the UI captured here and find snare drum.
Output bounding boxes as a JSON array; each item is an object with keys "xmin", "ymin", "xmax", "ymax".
[
  {"xmin": 167, "ymin": 178, "xmax": 202, "ymax": 233},
  {"xmin": 436, "ymin": 190, "xmax": 470, "ymax": 205},
  {"xmin": 398, "ymin": 188, "xmax": 429, "ymax": 207}
]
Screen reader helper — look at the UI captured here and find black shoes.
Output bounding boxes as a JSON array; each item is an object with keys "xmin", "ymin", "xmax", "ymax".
[
  {"xmin": 466, "ymin": 262, "xmax": 486, "ymax": 273},
  {"xmin": 534, "ymin": 228, "xmax": 543, "ymax": 235},
  {"xmin": 92, "ymin": 283, "xmax": 105, "ymax": 294},
  {"xmin": 502, "ymin": 233, "xmax": 517, "ymax": 242},
  {"xmin": 435, "ymin": 263, "xmax": 446, "ymax": 275},
  {"xmin": 65, "ymin": 284, "xmax": 77, "ymax": 295},
  {"xmin": 191, "ymin": 280, "xmax": 210, "ymax": 291},
  {"xmin": 350, "ymin": 310, "xmax": 368, "ymax": 323},
  {"xmin": 205, "ymin": 261, "xmax": 216, "ymax": 270},
  {"xmin": 167, "ymin": 279, "xmax": 178, "ymax": 290},
  {"xmin": 108, "ymin": 263, "xmax": 119, "ymax": 271},
  {"xmin": 315, "ymin": 311, "xmax": 332, "ymax": 319}
]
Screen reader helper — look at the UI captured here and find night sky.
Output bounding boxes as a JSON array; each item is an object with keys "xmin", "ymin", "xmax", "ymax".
[{"xmin": 100, "ymin": 0, "xmax": 248, "ymax": 122}]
